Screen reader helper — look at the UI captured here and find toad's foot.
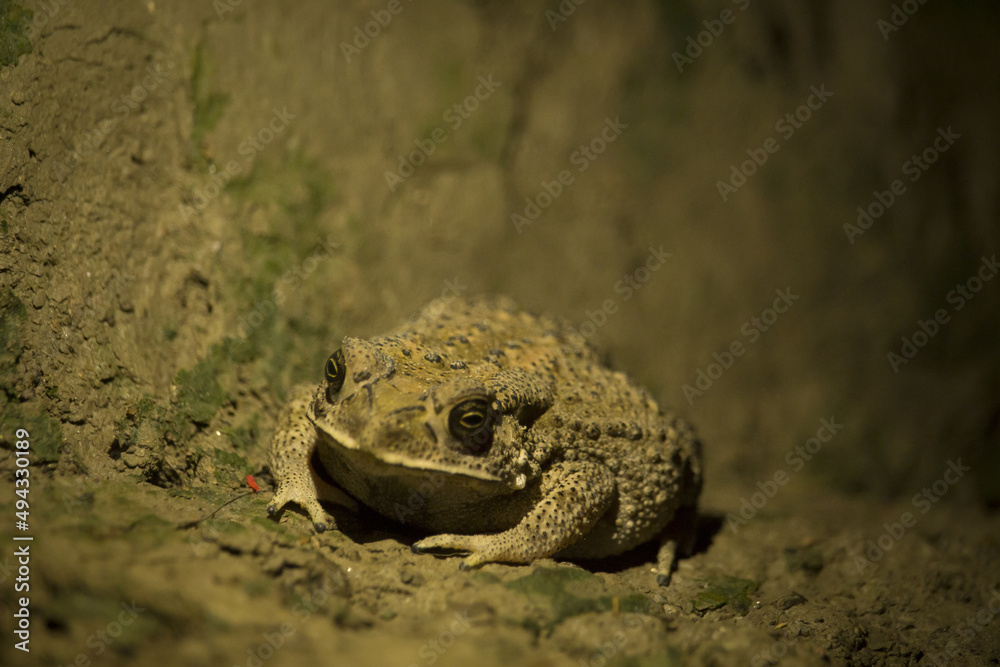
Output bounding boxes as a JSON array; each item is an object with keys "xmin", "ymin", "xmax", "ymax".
[
  {"xmin": 267, "ymin": 481, "xmax": 334, "ymax": 532},
  {"xmin": 412, "ymin": 461, "xmax": 614, "ymax": 568},
  {"xmin": 267, "ymin": 469, "xmax": 358, "ymax": 532}
]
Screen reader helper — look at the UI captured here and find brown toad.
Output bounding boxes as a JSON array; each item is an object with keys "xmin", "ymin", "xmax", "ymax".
[{"xmin": 267, "ymin": 296, "xmax": 702, "ymax": 583}]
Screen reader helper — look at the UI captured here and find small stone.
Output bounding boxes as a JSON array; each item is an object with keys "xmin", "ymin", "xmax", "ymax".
[
  {"xmin": 10, "ymin": 90, "xmax": 25, "ymax": 105},
  {"xmin": 31, "ymin": 292, "xmax": 45, "ymax": 309},
  {"xmin": 778, "ymin": 592, "xmax": 807, "ymax": 610},
  {"xmin": 400, "ymin": 569, "xmax": 424, "ymax": 586}
]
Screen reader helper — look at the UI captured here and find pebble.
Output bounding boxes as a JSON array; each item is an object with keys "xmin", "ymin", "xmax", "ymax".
[
  {"xmin": 400, "ymin": 569, "xmax": 424, "ymax": 586},
  {"xmin": 31, "ymin": 292, "xmax": 45, "ymax": 309},
  {"xmin": 778, "ymin": 592, "xmax": 807, "ymax": 610}
]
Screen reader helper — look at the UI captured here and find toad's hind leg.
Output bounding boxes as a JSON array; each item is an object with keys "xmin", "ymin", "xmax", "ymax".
[
  {"xmin": 655, "ymin": 505, "xmax": 699, "ymax": 586},
  {"xmin": 267, "ymin": 384, "xmax": 355, "ymax": 531},
  {"xmin": 412, "ymin": 461, "xmax": 615, "ymax": 568}
]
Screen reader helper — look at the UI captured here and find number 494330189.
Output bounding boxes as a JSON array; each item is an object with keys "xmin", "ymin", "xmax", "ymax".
[{"xmin": 15, "ymin": 428, "xmax": 30, "ymax": 529}]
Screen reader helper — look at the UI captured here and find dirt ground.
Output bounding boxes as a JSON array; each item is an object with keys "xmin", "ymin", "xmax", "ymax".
[{"xmin": 1, "ymin": 0, "xmax": 999, "ymax": 665}]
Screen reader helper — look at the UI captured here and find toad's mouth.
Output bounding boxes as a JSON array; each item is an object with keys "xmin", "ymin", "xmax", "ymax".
[{"xmin": 311, "ymin": 421, "xmax": 506, "ymax": 485}]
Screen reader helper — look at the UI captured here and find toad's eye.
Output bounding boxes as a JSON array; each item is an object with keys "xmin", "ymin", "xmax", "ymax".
[
  {"xmin": 448, "ymin": 397, "xmax": 494, "ymax": 454},
  {"xmin": 325, "ymin": 349, "xmax": 346, "ymax": 400}
]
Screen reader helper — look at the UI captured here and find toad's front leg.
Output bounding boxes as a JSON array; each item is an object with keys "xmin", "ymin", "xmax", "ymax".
[
  {"xmin": 412, "ymin": 461, "xmax": 615, "ymax": 568},
  {"xmin": 267, "ymin": 384, "xmax": 355, "ymax": 531}
]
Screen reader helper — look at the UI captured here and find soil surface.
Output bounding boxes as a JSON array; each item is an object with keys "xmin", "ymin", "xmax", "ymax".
[{"xmin": 1, "ymin": 1, "xmax": 999, "ymax": 666}]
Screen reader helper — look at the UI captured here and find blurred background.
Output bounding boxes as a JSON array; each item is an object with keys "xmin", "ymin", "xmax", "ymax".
[{"xmin": 103, "ymin": 0, "xmax": 1000, "ymax": 508}]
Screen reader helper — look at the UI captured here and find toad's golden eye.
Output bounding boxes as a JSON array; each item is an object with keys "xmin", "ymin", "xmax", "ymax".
[
  {"xmin": 325, "ymin": 349, "xmax": 346, "ymax": 400},
  {"xmin": 448, "ymin": 397, "xmax": 494, "ymax": 454}
]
